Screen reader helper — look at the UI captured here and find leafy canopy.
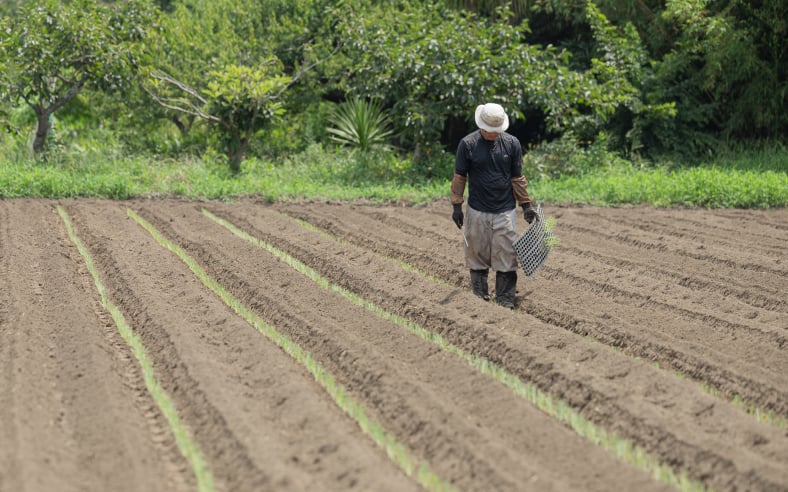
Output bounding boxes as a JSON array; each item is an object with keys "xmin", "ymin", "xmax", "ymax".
[
  {"xmin": 334, "ymin": 1, "xmax": 664, "ymax": 157},
  {"xmin": 0, "ymin": 0, "xmax": 155, "ymax": 151}
]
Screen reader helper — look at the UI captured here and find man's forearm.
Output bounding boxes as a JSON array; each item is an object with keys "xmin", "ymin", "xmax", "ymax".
[
  {"xmin": 512, "ymin": 175, "xmax": 531, "ymax": 205},
  {"xmin": 451, "ymin": 173, "xmax": 467, "ymax": 205}
]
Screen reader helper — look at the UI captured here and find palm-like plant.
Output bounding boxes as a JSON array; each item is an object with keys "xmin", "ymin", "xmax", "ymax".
[{"xmin": 327, "ymin": 98, "xmax": 394, "ymax": 152}]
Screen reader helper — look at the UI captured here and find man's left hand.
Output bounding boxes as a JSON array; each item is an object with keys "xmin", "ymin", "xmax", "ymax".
[{"xmin": 522, "ymin": 203, "xmax": 537, "ymax": 224}]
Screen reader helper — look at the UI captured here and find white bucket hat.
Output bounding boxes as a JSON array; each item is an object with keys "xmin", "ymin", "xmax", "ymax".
[{"xmin": 475, "ymin": 103, "xmax": 509, "ymax": 133}]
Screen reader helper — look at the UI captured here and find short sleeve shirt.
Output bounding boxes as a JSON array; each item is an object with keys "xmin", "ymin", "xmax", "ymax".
[{"xmin": 455, "ymin": 130, "xmax": 524, "ymax": 213}]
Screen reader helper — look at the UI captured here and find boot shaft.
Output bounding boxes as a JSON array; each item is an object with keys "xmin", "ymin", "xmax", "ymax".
[
  {"xmin": 470, "ymin": 269, "xmax": 490, "ymax": 301},
  {"xmin": 495, "ymin": 271, "xmax": 517, "ymax": 308}
]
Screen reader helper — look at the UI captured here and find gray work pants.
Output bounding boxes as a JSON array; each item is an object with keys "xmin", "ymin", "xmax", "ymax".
[{"xmin": 463, "ymin": 206, "xmax": 518, "ymax": 272}]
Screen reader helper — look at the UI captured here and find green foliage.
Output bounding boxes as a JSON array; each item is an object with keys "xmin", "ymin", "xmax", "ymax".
[
  {"xmin": 445, "ymin": 0, "xmax": 535, "ymax": 21},
  {"xmin": 2, "ymin": 0, "xmax": 784, "ymax": 170},
  {"xmin": 203, "ymin": 64, "xmax": 291, "ymax": 171},
  {"xmin": 584, "ymin": 1, "xmax": 676, "ymax": 155},
  {"xmin": 2, "ymin": 143, "xmax": 785, "ymax": 208},
  {"xmin": 653, "ymin": 0, "xmax": 787, "ymax": 147},
  {"xmin": 327, "ymin": 98, "xmax": 394, "ymax": 152},
  {"xmin": 142, "ymin": 0, "xmax": 320, "ymax": 170},
  {"xmin": 543, "ymin": 217, "xmax": 561, "ymax": 248},
  {"xmin": 334, "ymin": 0, "xmax": 663, "ymax": 165},
  {"xmin": 0, "ymin": 0, "xmax": 23, "ymax": 17},
  {"xmin": 534, "ymin": 153, "xmax": 788, "ymax": 208},
  {"xmin": 497, "ymin": 0, "xmax": 786, "ymax": 155},
  {"xmin": 0, "ymin": 0, "xmax": 156, "ymax": 152},
  {"xmin": 523, "ymin": 132, "xmax": 627, "ymax": 179}
]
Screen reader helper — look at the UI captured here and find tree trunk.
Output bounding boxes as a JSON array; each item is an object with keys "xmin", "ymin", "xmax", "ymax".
[
  {"xmin": 226, "ymin": 135, "xmax": 248, "ymax": 174},
  {"xmin": 32, "ymin": 109, "xmax": 52, "ymax": 153}
]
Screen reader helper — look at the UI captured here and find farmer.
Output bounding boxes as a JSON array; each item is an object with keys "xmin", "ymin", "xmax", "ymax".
[{"xmin": 450, "ymin": 102, "xmax": 535, "ymax": 308}]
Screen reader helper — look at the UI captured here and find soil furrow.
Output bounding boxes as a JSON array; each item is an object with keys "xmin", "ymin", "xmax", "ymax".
[
  {"xmin": 232, "ymin": 202, "xmax": 788, "ymax": 491},
  {"xmin": 557, "ymin": 245, "xmax": 786, "ymax": 312},
  {"xmin": 541, "ymin": 265, "xmax": 786, "ymax": 350},
  {"xmin": 278, "ymin": 204, "xmax": 788, "ymax": 407},
  {"xmin": 286, "ymin": 208, "xmax": 469, "ymax": 289},
  {"xmin": 572, "ymin": 210, "xmax": 788, "ymax": 255},
  {"xmin": 66, "ymin": 205, "xmax": 266, "ymax": 492},
  {"xmin": 703, "ymin": 210, "xmax": 788, "ymax": 232},
  {"xmin": 5, "ymin": 198, "xmax": 787, "ymax": 492},
  {"xmin": 0, "ymin": 200, "xmax": 189, "ymax": 492},
  {"xmin": 521, "ymin": 297, "xmax": 788, "ymax": 417},
  {"xmin": 560, "ymin": 222, "xmax": 787, "ymax": 277},
  {"xmin": 551, "ymin": 222, "xmax": 785, "ymax": 301},
  {"xmin": 136, "ymin": 202, "xmax": 672, "ymax": 492},
  {"xmin": 68, "ymin": 201, "xmax": 419, "ymax": 492},
  {"xmin": 0, "ymin": 201, "xmax": 17, "ymax": 492}
]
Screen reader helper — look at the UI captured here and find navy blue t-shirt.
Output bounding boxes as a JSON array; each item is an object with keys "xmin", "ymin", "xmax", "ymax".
[{"xmin": 454, "ymin": 130, "xmax": 524, "ymax": 213}]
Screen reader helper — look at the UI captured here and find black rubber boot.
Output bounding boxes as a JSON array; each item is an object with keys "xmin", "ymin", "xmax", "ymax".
[
  {"xmin": 495, "ymin": 271, "xmax": 517, "ymax": 309},
  {"xmin": 470, "ymin": 269, "xmax": 490, "ymax": 301}
]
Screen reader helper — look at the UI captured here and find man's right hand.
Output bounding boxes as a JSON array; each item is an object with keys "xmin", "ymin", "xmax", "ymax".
[
  {"xmin": 522, "ymin": 202, "xmax": 537, "ymax": 224},
  {"xmin": 452, "ymin": 204, "xmax": 464, "ymax": 229}
]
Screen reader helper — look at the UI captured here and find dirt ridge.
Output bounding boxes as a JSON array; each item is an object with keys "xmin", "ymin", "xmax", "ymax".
[
  {"xmin": 279, "ymin": 204, "xmax": 788, "ymax": 419},
  {"xmin": 3, "ymin": 199, "xmax": 786, "ymax": 492},
  {"xmin": 137, "ymin": 203, "xmax": 674, "ymax": 492},
  {"xmin": 66, "ymin": 207, "xmax": 270, "ymax": 492},
  {"xmin": 69, "ymin": 201, "xmax": 420, "ymax": 492},
  {"xmin": 271, "ymin": 201, "xmax": 788, "ymax": 492}
]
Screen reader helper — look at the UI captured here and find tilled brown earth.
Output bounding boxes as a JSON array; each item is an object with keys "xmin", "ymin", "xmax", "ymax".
[{"xmin": 1, "ymin": 198, "xmax": 786, "ymax": 492}]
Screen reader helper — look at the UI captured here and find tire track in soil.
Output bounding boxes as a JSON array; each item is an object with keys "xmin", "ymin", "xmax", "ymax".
[
  {"xmin": 0, "ymin": 200, "xmax": 191, "ymax": 492},
  {"xmin": 67, "ymin": 201, "xmax": 420, "ymax": 492},
  {"xmin": 136, "ymin": 201, "xmax": 674, "ymax": 492},
  {"xmin": 268, "ymin": 201, "xmax": 788, "ymax": 491},
  {"xmin": 280, "ymin": 203, "xmax": 788, "ymax": 420}
]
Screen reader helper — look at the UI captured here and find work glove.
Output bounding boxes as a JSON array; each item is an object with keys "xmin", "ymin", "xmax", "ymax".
[
  {"xmin": 522, "ymin": 202, "xmax": 537, "ymax": 224},
  {"xmin": 452, "ymin": 204, "xmax": 464, "ymax": 229}
]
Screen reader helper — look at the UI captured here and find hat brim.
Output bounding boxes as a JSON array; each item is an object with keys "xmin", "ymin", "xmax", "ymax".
[{"xmin": 475, "ymin": 105, "xmax": 509, "ymax": 133}]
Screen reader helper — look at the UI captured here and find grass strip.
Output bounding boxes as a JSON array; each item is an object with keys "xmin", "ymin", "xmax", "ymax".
[
  {"xmin": 203, "ymin": 208, "xmax": 707, "ymax": 492},
  {"xmin": 56, "ymin": 206, "xmax": 215, "ymax": 492},
  {"xmin": 128, "ymin": 208, "xmax": 453, "ymax": 492}
]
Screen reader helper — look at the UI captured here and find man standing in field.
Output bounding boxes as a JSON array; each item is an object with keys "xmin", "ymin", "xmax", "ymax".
[{"xmin": 451, "ymin": 102, "xmax": 536, "ymax": 308}]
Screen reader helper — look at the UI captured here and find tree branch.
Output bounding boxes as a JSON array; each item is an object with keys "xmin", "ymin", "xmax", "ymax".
[
  {"xmin": 144, "ymin": 69, "xmax": 222, "ymax": 123},
  {"xmin": 149, "ymin": 69, "xmax": 209, "ymax": 105},
  {"xmin": 274, "ymin": 42, "xmax": 342, "ymax": 98}
]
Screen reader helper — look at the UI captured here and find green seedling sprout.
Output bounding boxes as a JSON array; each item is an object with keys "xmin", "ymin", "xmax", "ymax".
[{"xmin": 543, "ymin": 217, "xmax": 561, "ymax": 248}]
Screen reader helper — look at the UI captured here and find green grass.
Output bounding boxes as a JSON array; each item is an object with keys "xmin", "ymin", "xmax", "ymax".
[
  {"xmin": 204, "ymin": 208, "xmax": 708, "ymax": 492},
  {"xmin": 1, "ymin": 144, "xmax": 785, "ymax": 208},
  {"xmin": 127, "ymin": 209, "xmax": 454, "ymax": 492},
  {"xmin": 0, "ymin": 146, "xmax": 446, "ymax": 203},
  {"xmin": 537, "ymin": 163, "xmax": 788, "ymax": 208},
  {"xmin": 56, "ymin": 206, "xmax": 215, "ymax": 492}
]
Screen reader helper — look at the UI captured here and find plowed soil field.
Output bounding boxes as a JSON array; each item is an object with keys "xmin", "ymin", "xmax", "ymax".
[{"xmin": 1, "ymin": 198, "xmax": 786, "ymax": 492}]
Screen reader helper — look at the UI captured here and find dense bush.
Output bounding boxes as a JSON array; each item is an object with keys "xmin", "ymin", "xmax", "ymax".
[{"xmin": 0, "ymin": 0, "xmax": 784, "ymax": 174}]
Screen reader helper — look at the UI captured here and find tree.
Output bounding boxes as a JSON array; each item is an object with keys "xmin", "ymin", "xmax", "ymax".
[
  {"xmin": 141, "ymin": 0, "xmax": 341, "ymax": 170},
  {"xmin": 146, "ymin": 64, "xmax": 291, "ymax": 173},
  {"xmin": 0, "ymin": 0, "xmax": 155, "ymax": 153},
  {"xmin": 655, "ymin": 0, "xmax": 787, "ymax": 145},
  {"xmin": 335, "ymin": 1, "xmax": 643, "ymax": 162},
  {"xmin": 584, "ymin": 1, "xmax": 675, "ymax": 155},
  {"xmin": 521, "ymin": 0, "xmax": 787, "ymax": 153}
]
